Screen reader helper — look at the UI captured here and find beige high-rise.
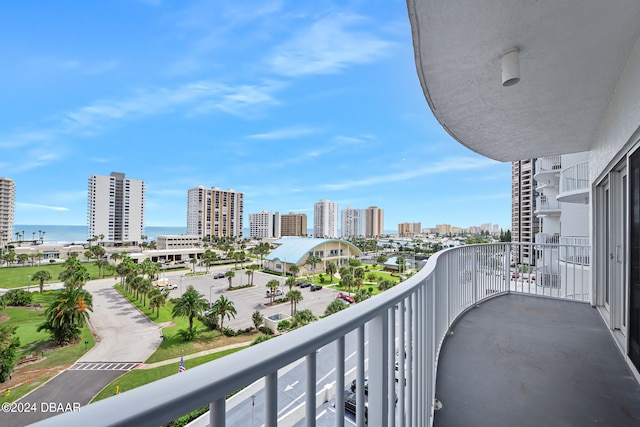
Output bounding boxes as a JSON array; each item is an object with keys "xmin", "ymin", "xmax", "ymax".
[
  {"xmin": 187, "ymin": 185, "xmax": 244, "ymax": 239},
  {"xmin": 0, "ymin": 177, "xmax": 15, "ymax": 249},
  {"xmin": 365, "ymin": 206, "xmax": 384, "ymax": 237},
  {"xmin": 281, "ymin": 212, "xmax": 307, "ymax": 237}
]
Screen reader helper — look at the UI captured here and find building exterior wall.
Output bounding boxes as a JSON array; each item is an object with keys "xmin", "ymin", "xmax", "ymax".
[
  {"xmin": 88, "ymin": 172, "xmax": 145, "ymax": 245},
  {"xmin": 156, "ymin": 235, "xmax": 201, "ymax": 250},
  {"xmin": 314, "ymin": 199, "xmax": 338, "ymax": 238},
  {"xmin": 365, "ymin": 206, "xmax": 384, "ymax": 237},
  {"xmin": 341, "ymin": 207, "xmax": 365, "ymax": 237},
  {"xmin": 281, "ymin": 212, "xmax": 307, "ymax": 237},
  {"xmin": 187, "ymin": 185, "xmax": 244, "ymax": 239},
  {"xmin": 249, "ymin": 211, "xmax": 281, "ymax": 239},
  {"xmin": 512, "ymin": 160, "xmax": 539, "ymax": 264},
  {"xmin": 0, "ymin": 177, "xmax": 15, "ymax": 249}
]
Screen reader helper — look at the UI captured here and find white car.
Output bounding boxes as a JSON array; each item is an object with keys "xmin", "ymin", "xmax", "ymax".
[{"xmin": 266, "ymin": 289, "xmax": 284, "ymax": 298}]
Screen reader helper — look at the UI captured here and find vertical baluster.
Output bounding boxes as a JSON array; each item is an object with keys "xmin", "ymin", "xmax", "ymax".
[
  {"xmin": 265, "ymin": 372, "xmax": 278, "ymax": 427},
  {"xmin": 306, "ymin": 352, "xmax": 316, "ymax": 427},
  {"xmin": 388, "ymin": 306, "xmax": 396, "ymax": 427},
  {"xmin": 357, "ymin": 325, "xmax": 366, "ymax": 426},
  {"xmin": 368, "ymin": 312, "xmax": 388, "ymax": 427},
  {"xmin": 210, "ymin": 398, "xmax": 225, "ymax": 427},
  {"xmin": 336, "ymin": 337, "xmax": 345, "ymax": 427}
]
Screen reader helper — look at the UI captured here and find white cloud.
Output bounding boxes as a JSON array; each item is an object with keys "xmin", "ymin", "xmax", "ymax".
[
  {"xmin": 319, "ymin": 157, "xmax": 499, "ymax": 191},
  {"xmin": 17, "ymin": 202, "xmax": 69, "ymax": 212},
  {"xmin": 268, "ymin": 13, "xmax": 394, "ymax": 77},
  {"xmin": 247, "ymin": 126, "xmax": 320, "ymax": 140}
]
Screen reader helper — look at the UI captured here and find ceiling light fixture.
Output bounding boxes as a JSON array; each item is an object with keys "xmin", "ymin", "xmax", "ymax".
[{"xmin": 502, "ymin": 48, "xmax": 520, "ymax": 87}]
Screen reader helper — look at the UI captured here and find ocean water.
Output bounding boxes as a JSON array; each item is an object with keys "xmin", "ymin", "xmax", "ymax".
[{"xmin": 13, "ymin": 225, "xmax": 187, "ymax": 244}]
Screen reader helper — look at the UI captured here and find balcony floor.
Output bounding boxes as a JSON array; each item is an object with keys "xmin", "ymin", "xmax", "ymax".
[{"xmin": 434, "ymin": 294, "xmax": 640, "ymax": 426}]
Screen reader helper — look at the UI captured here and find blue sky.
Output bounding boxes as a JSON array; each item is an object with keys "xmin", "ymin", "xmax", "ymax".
[{"xmin": 1, "ymin": 0, "xmax": 511, "ymax": 230}]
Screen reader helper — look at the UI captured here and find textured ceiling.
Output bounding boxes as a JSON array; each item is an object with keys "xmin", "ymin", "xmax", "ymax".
[{"xmin": 407, "ymin": 0, "xmax": 640, "ymax": 161}]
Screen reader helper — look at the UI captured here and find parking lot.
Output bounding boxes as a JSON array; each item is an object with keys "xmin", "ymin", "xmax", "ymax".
[{"xmin": 157, "ymin": 268, "xmax": 343, "ymax": 330}]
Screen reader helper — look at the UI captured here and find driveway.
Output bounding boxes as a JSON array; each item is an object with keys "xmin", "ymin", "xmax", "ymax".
[{"xmin": 1, "ymin": 278, "xmax": 163, "ymax": 426}]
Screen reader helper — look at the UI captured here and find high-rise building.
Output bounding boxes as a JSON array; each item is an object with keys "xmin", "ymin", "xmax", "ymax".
[
  {"xmin": 398, "ymin": 222, "xmax": 421, "ymax": 237},
  {"xmin": 0, "ymin": 177, "xmax": 15, "ymax": 250},
  {"xmin": 512, "ymin": 159, "xmax": 539, "ymax": 264},
  {"xmin": 314, "ymin": 199, "xmax": 339, "ymax": 238},
  {"xmin": 88, "ymin": 172, "xmax": 145, "ymax": 245},
  {"xmin": 436, "ymin": 224, "xmax": 452, "ymax": 235},
  {"xmin": 249, "ymin": 211, "xmax": 280, "ymax": 239},
  {"xmin": 341, "ymin": 207, "xmax": 366, "ymax": 237},
  {"xmin": 280, "ymin": 212, "xmax": 307, "ymax": 237},
  {"xmin": 187, "ymin": 185, "xmax": 244, "ymax": 240},
  {"xmin": 365, "ymin": 206, "xmax": 384, "ymax": 237}
]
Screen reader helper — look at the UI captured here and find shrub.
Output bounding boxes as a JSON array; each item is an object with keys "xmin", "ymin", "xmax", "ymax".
[
  {"xmin": 223, "ymin": 327, "xmax": 236, "ymax": 337},
  {"xmin": 259, "ymin": 326, "xmax": 273, "ymax": 335},
  {"xmin": 199, "ymin": 312, "xmax": 219, "ymax": 331},
  {"xmin": 277, "ymin": 320, "xmax": 291, "ymax": 332},
  {"xmin": 251, "ymin": 334, "xmax": 273, "ymax": 346},
  {"xmin": 3, "ymin": 289, "xmax": 33, "ymax": 306},
  {"xmin": 176, "ymin": 327, "xmax": 198, "ymax": 342},
  {"xmin": 324, "ymin": 299, "xmax": 349, "ymax": 316},
  {"xmin": 293, "ymin": 309, "xmax": 317, "ymax": 326}
]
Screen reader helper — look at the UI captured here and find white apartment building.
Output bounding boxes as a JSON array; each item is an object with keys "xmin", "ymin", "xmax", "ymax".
[
  {"xmin": 187, "ymin": 185, "xmax": 244, "ymax": 240},
  {"xmin": 341, "ymin": 206, "xmax": 365, "ymax": 237},
  {"xmin": 0, "ymin": 177, "xmax": 15, "ymax": 249},
  {"xmin": 156, "ymin": 235, "xmax": 201, "ymax": 250},
  {"xmin": 313, "ymin": 199, "xmax": 338, "ymax": 238},
  {"xmin": 249, "ymin": 210, "xmax": 281, "ymax": 239},
  {"xmin": 88, "ymin": 172, "xmax": 145, "ymax": 246}
]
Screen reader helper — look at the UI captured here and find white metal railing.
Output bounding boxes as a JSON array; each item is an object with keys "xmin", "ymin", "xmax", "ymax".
[
  {"xmin": 535, "ymin": 156, "xmax": 562, "ymax": 175},
  {"xmin": 535, "ymin": 233, "xmax": 560, "ymax": 244},
  {"xmin": 560, "ymin": 161, "xmax": 589, "ymax": 194},
  {"xmin": 535, "ymin": 195, "xmax": 560, "ymax": 211},
  {"xmin": 33, "ymin": 242, "xmax": 590, "ymax": 427}
]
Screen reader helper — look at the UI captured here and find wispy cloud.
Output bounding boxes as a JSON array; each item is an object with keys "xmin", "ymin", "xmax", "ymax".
[
  {"xmin": 319, "ymin": 157, "xmax": 499, "ymax": 191},
  {"xmin": 267, "ymin": 13, "xmax": 394, "ymax": 77},
  {"xmin": 333, "ymin": 135, "xmax": 369, "ymax": 145},
  {"xmin": 17, "ymin": 202, "xmax": 69, "ymax": 212},
  {"xmin": 247, "ymin": 126, "xmax": 320, "ymax": 140}
]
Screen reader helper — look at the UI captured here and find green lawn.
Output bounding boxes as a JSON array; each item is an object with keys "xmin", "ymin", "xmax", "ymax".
[
  {"xmin": 92, "ymin": 346, "xmax": 248, "ymax": 402},
  {"xmin": 0, "ymin": 262, "xmax": 115, "ymax": 289}
]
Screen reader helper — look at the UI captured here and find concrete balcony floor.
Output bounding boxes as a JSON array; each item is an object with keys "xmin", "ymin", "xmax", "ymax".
[{"xmin": 434, "ymin": 294, "xmax": 640, "ymax": 427}]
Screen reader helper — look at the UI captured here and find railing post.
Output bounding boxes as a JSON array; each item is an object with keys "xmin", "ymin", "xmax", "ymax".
[
  {"xmin": 398, "ymin": 299, "xmax": 406, "ymax": 427},
  {"xmin": 357, "ymin": 325, "xmax": 366, "ymax": 426},
  {"xmin": 369, "ymin": 310, "xmax": 389, "ymax": 427},
  {"xmin": 210, "ymin": 398, "xmax": 225, "ymax": 427},
  {"xmin": 336, "ymin": 337, "xmax": 345, "ymax": 427},
  {"xmin": 306, "ymin": 351, "xmax": 316, "ymax": 427},
  {"xmin": 388, "ymin": 306, "xmax": 396, "ymax": 427},
  {"xmin": 265, "ymin": 372, "xmax": 278, "ymax": 427}
]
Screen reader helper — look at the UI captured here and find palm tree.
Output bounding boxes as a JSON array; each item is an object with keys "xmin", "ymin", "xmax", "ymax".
[
  {"xmin": 248, "ymin": 264, "xmax": 260, "ymax": 285},
  {"xmin": 225, "ymin": 270, "xmax": 236, "ymax": 290},
  {"xmin": 212, "ymin": 295, "xmax": 237, "ymax": 331},
  {"xmin": 37, "ymin": 286, "xmax": 93, "ymax": 345},
  {"xmin": 94, "ymin": 259, "xmax": 109, "ymax": 278},
  {"xmin": 325, "ymin": 261, "xmax": 337, "ymax": 283},
  {"xmin": 59, "ymin": 258, "xmax": 90, "ymax": 289},
  {"xmin": 17, "ymin": 253, "xmax": 29, "ymax": 266},
  {"xmin": 285, "ymin": 276, "xmax": 297, "ymax": 292},
  {"xmin": 35, "ymin": 253, "xmax": 44, "ymax": 266},
  {"xmin": 111, "ymin": 252, "xmax": 122, "ymax": 265},
  {"xmin": 245, "ymin": 269, "xmax": 253, "ymax": 286},
  {"xmin": 148, "ymin": 288, "xmax": 169, "ymax": 318},
  {"xmin": 138, "ymin": 278, "xmax": 152, "ymax": 306},
  {"xmin": 376, "ymin": 254, "xmax": 388, "ymax": 266},
  {"xmin": 289, "ymin": 264, "xmax": 300, "ymax": 278},
  {"xmin": 252, "ymin": 310, "xmax": 264, "ymax": 331},
  {"xmin": 171, "ymin": 285, "xmax": 208, "ymax": 330},
  {"xmin": 266, "ymin": 279, "xmax": 280, "ymax": 305},
  {"xmin": 342, "ymin": 274, "xmax": 354, "ymax": 295},
  {"xmin": 32, "ymin": 270, "xmax": 52, "ymax": 293},
  {"xmin": 354, "ymin": 267, "xmax": 365, "ymax": 290},
  {"xmin": 397, "ymin": 256, "xmax": 406, "ymax": 273},
  {"xmin": 286, "ymin": 289, "xmax": 303, "ymax": 316},
  {"xmin": 305, "ymin": 255, "xmax": 322, "ymax": 284}
]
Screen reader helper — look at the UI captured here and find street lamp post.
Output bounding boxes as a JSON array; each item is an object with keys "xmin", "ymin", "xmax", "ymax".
[
  {"xmin": 210, "ymin": 285, "xmax": 216, "ymax": 306},
  {"xmin": 27, "ymin": 275, "xmax": 30, "ymax": 292}
]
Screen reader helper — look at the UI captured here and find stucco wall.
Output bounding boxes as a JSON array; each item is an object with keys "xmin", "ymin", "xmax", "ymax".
[{"xmin": 591, "ymin": 32, "xmax": 640, "ymax": 180}]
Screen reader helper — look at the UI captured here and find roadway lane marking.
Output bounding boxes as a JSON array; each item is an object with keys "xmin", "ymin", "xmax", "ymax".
[{"xmin": 69, "ymin": 362, "xmax": 140, "ymax": 371}]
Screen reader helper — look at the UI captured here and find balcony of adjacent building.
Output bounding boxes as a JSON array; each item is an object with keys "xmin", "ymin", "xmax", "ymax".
[
  {"xmin": 35, "ymin": 242, "xmax": 640, "ymax": 427},
  {"xmin": 534, "ymin": 194, "xmax": 561, "ymax": 216},
  {"xmin": 558, "ymin": 161, "xmax": 590, "ymax": 204},
  {"xmin": 534, "ymin": 156, "xmax": 562, "ymax": 190}
]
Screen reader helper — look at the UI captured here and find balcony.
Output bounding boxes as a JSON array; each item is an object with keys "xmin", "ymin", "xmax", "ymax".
[
  {"xmin": 534, "ymin": 195, "xmax": 561, "ymax": 216},
  {"xmin": 558, "ymin": 161, "xmax": 590, "ymax": 203},
  {"xmin": 35, "ymin": 243, "xmax": 639, "ymax": 427},
  {"xmin": 534, "ymin": 156, "xmax": 562, "ymax": 189}
]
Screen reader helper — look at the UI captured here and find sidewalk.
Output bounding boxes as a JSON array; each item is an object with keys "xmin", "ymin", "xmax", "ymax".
[{"xmin": 139, "ymin": 340, "xmax": 253, "ymax": 369}]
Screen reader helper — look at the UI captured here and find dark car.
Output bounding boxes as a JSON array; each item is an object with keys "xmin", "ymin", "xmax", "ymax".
[
  {"xmin": 213, "ymin": 272, "xmax": 225, "ymax": 279},
  {"xmin": 297, "ymin": 281, "xmax": 311, "ymax": 288},
  {"xmin": 344, "ymin": 391, "xmax": 368, "ymax": 423},
  {"xmin": 350, "ymin": 378, "xmax": 369, "ymax": 394},
  {"xmin": 310, "ymin": 284, "xmax": 322, "ymax": 291}
]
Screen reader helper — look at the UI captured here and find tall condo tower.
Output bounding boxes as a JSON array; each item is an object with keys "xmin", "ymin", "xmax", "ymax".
[
  {"xmin": 187, "ymin": 185, "xmax": 244, "ymax": 240},
  {"xmin": 88, "ymin": 172, "xmax": 145, "ymax": 245},
  {"xmin": 314, "ymin": 199, "xmax": 339, "ymax": 238},
  {"xmin": 0, "ymin": 177, "xmax": 15, "ymax": 249},
  {"xmin": 280, "ymin": 212, "xmax": 307, "ymax": 237},
  {"xmin": 365, "ymin": 206, "xmax": 384, "ymax": 237}
]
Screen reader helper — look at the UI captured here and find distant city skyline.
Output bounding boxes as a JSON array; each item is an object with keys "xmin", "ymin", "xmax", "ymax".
[{"xmin": 1, "ymin": 1, "xmax": 512, "ymax": 230}]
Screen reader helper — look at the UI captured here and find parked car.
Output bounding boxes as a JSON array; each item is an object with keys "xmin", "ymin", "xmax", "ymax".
[
  {"xmin": 350, "ymin": 378, "xmax": 369, "ymax": 394},
  {"xmin": 266, "ymin": 289, "xmax": 284, "ymax": 298},
  {"xmin": 344, "ymin": 391, "xmax": 368, "ymax": 423},
  {"xmin": 337, "ymin": 293, "xmax": 355, "ymax": 304},
  {"xmin": 162, "ymin": 284, "xmax": 178, "ymax": 290},
  {"xmin": 310, "ymin": 284, "xmax": 322, "ymax": 291},
  {"xmin": 297, "ymin": 281, "xmax": 311, "ymax": 288},
  {"xmin": 213, "ymin": 272, "xmax": 225, "ymax": 279}
]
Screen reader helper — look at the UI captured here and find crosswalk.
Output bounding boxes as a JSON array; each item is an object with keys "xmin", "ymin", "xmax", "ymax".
[{"xmin": 69, "ymin": 362, "xmax": 141, "ymax": 371}]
